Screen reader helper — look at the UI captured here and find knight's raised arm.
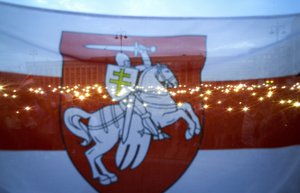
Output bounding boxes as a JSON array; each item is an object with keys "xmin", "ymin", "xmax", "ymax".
[{"xmin": 138, "ymin": 45, "xmax": 152, "ymax": 68}]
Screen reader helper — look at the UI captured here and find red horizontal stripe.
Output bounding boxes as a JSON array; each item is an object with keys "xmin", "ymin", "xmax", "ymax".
[{"xmin": 0, "ymin": 72, "xmax": 299, "ymax": 150}]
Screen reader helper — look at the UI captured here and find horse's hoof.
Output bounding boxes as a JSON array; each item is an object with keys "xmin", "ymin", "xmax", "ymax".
[
  {"xmin": 109, "ymin": 175, "xmax": 118, "ymax": 183},
  {"xmin": 185, "ymin": 129, "xmax": 193, "ymax": 140},
  {"xmin": 158, "ymin": 133, "xmax": 170, "ymax": 140},
  {"xmin": 99, "ymin": 177, "xmax": 111, "ymax": 185},
  {"xmin": 162, "ymin": 133, "xmax": 171, "ymax": 139},
  {"xmin": 195, "ymin": 128, "xmax": 201, "ymax": 135}
]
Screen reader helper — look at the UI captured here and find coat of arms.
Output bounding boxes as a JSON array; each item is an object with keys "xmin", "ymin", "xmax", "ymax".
[{"xmin": 60, "ymin": 32, "xmax": 206, "ymax": 192}]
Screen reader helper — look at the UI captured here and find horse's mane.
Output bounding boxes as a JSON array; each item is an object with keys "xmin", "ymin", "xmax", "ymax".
[
  {"xmin": 139, "ymin": 64, "xmax": 163, "ymax": 86},
  {"xmin": 141, "ymin": 64, "xmax": 167, "ymax": 77}
]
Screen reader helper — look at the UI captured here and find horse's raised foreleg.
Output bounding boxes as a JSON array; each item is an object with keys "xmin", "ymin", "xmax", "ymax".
[
  {"xmin": 161, "ymin": 109, "xmax": 196, "ymax": 140},
  {"xmin": 178, "ymin": 103, "xmax": 201, "ymax": 135},
  {"xmin": 85, "ymin": 145, "xmax": 116, "ymax": 185}
]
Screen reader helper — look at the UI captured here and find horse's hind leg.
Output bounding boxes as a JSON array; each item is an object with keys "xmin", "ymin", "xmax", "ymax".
[
  {"xmin": 179, "ymin": 103, "xmax": 201, "ymax": 135},
  {"xmin": 85, "ymin": 145, "xmax": 111, "ymax": 185},
  {"xmin": 95, "ymin": 156, "xmax": 118, "ymax": 183}
]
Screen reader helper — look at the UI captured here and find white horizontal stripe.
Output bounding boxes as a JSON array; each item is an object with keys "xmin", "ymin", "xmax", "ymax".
[
  {"xmin": 0, "ymin": 3, "xmax": 299, "ymax": 80},
  {"xmin": 0, "ymin": 146, "xmax": 299, "ymax": 193},
  {"xmin": 1, "ymin": 0, "xmax": 300, "ymax": 17}
]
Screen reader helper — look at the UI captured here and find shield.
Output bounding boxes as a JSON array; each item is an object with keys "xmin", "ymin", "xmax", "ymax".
[
  {"xmin": 60, "ymin": 32, "xmax": 206, "ymax": 193},
  {"xmin": 105, "ymin": 65, "xmax": 138, "ymax": 101}
]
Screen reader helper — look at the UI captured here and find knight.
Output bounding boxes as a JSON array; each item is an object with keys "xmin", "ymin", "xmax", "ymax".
[{"xmin": 115, "ymin": 48, "xmax": 168, "ymax": 141}]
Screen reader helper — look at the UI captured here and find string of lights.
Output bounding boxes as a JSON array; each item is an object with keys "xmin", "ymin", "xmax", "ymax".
[{"xmin": 0, "ymin": 79, "xmax": 299, "ymax": 115}]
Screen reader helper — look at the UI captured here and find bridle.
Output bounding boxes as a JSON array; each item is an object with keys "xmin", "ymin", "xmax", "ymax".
[{"xmin": 156, "ymin": 64, "xmax": 176, "ymax": 87}]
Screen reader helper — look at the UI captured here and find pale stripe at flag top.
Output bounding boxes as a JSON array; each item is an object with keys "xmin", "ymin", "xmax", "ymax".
[
  {"xmin": 0, "ymin": 2, "xmax": 299, "ymax": 80},
  {"xmin": 0, "ymin": 2, "xmax": 299, "ymax": 193}
]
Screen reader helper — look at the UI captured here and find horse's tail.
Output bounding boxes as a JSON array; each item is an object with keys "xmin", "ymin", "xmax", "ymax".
[{"xmin": 64, "ymin": 107, "xmax": 92, "ymax": 146}]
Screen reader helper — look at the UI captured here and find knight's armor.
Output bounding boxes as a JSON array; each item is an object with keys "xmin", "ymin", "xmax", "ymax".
[{"xmin": 115, "ymin": 52, "xmax": 166, "ymax": 139}]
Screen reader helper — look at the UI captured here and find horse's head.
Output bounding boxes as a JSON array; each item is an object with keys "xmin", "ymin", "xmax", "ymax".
[{"xmin": 155, "ymin": 64, "xmax": 178, "ymax": 88}]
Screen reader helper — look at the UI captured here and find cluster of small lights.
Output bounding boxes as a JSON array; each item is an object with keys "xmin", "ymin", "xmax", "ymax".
[
  {"xmin": 0, "ymin": 79, "xmax": 299, "ymax": 115},
  {"xmin": 195, "ymin": 80, "xmax": 300, "ymax": 112}
]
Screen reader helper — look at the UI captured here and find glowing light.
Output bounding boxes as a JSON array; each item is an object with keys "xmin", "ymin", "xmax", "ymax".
[
  {"xmin": 79, "ymin": 95, "xmax": 85, "ymax": 100},
  {"xmin": 267, "ymin": 91, "xmax": 273, "ymax": 98},
  {"xmin": 204, "ymin": 97, "xmax": 209, "ymax": 101},
  {"xmin": 170, "ymin": 92, "xmax": 176, "ymax": 96},
  {"xmin": 227, "ymin": 107, "xmax": 233, "ymax": 112},
  {"xmin": 217, "ymin": 101, "xmax": 222, "ymax": 104},
  {"xmin": 205, "ymin": 90, "xmax": 212, "ymax": 95},
  {"xmin": 279, "ymin": 100, "xmax": 285, "ymax": 104},
  {"xmin": 143, "ymin": 103, "xmax": 148, "ymax": 107},
  {"xmin": 102, "ymin": 95, "xmax": 107, "ymax": 99},
  {"xmin": 252, "ymin": 92, "xmax": 257, "ymax": 96},
  {"xmin": 12, "ymin": 95, "xmax": 17, "ymax": 98},
  {"xmin": 16, "ymin": 111, "xmax": 19, "ymax": 114},
  {"xmin": 287, "ymin": 100, "xmax": 292, "ymax": 104},
  {"xmin": 236, "ymin": 84, "xmax": 244, "ymax": 89},
  {"xmin": 74, "ymin": 91, "xmax": 80, "ymax": 97},
  {"xmin": 259, "ymin": 97, "xmax": 264, "ymax": 101},
  {"xmin": 177, "ymin": 102, "xmax": 183, "ymax": 107},
  {"xmin": 0, "ymin": 85, "xmax": 3, "ymax": 90},
  {"xmin": 242, "ymin": 106, "xmax": 249, "ymax": 112},
  {"xmin": 203, "ymin": 104, "xmax": 209, "ymax": 109},
  {"xmin": 24, "ymin": 106, "xmax": 31, "ymax": 111},
  {"xmin": 293, "ymin": 101, "xmax": 300, "ymax": 107},
  {"xmin": 13, "ymin": 90, "xmax": 17, "ymax": 93},
  {"xmin": 97, "ymin": 87, "xmax": 102, "ymax": 93},
  {"xmin": 3, "ymin": 93, "xmax": 8, "ymax": 97},
  {"xmin": 225, "ymin": 89, "xmax": 230, "ymax": 94}
]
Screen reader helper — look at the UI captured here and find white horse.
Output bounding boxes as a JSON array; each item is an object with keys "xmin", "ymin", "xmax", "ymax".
[
  {"xmin": 64, "ymin": 64, "xmax": 201, "ymax": 186},
  {"xmin": 138, "ymin": 64, "xmax": 201, "ymax": 139}
]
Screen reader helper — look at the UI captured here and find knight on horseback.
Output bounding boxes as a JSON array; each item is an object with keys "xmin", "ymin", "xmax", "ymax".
[
  {"xmin": 115, "ymin": 48, "xmax": 169, "ymax": 142},
  {"xmin": 64, "ymin": 44, "xmax": 201, "ymax": 184}
]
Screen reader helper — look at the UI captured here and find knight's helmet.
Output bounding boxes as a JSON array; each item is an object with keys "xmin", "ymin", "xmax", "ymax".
[{"xmin": 116, "ymin": 52, "xmax": 130, "ymax": 67}]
